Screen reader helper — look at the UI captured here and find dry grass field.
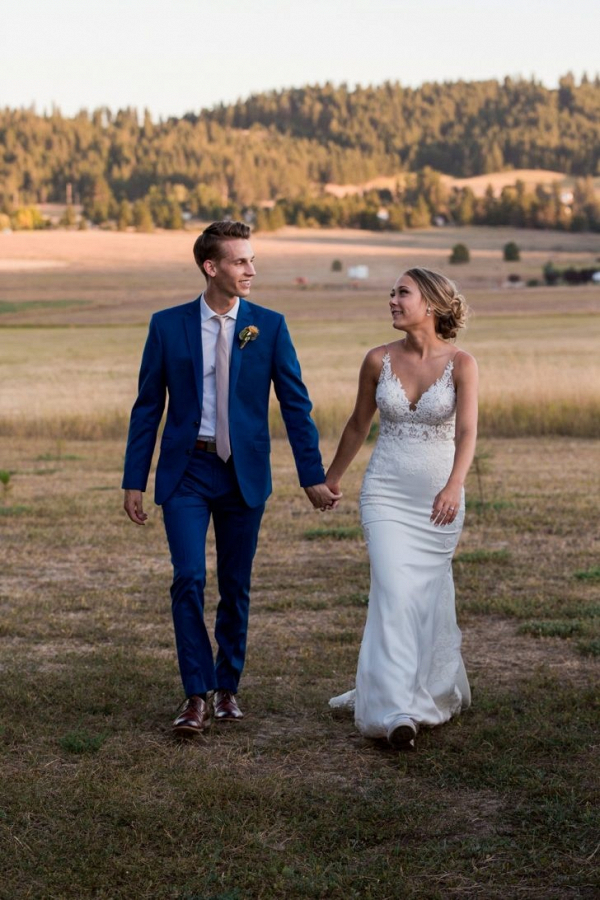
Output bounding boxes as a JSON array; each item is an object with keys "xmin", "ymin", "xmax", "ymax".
[
  {"xmin": 2, "ymin": 226, "xmax": 600, "ymax": 440},
  {"xmin": 324, "ymin": 168, "xmax": 600, "ymax": 200},
  {"xmin": 1, "ymin": 227, "xmax": 599, "ymax": 898}
]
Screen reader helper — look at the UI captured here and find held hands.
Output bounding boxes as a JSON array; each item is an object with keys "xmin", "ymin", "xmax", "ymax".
[
  {"xmin": 304, "ymin": 482, "xmax": 343, "ymax": 511},
  {"xmin": 430, "ymin": 480, "xmax": 462, "ymax": 527},
  {"xmin": 124, "ymin": 489, "xmax": 148, "ymax": 525}
]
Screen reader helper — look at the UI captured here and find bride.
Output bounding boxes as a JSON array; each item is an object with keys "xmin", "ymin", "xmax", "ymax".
[{"xmin": 326, "ymin": 267, "xmax": 478, "ymax": 749}]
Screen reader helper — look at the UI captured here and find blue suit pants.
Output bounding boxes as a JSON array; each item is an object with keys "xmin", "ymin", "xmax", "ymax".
[{"xmin": 162, "ymin": 449, "xmax": 265, "ymax": 697}]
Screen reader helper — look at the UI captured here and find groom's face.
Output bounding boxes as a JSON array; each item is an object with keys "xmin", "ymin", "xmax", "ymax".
[{"xmin": 206, "ymin": 238, "xmax": 256, "ymax": 299}]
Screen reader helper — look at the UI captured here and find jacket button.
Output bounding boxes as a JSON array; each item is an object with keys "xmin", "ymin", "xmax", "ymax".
[
  {"xmin": 186, "ymin": 449, "xmax": 192, "ymax": 455},
  {"xmin": 193, "ymin": 421, "xmax": 199, "ymax": 427}
]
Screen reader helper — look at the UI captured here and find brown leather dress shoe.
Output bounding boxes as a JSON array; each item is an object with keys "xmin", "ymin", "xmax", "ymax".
[
  {"xmin": 172, "ymin": 696, "xmax": 211, "ymax": 736},
  {"xmin": 213, "ymin": 689, "xmax": 244, "ymax": 721}
]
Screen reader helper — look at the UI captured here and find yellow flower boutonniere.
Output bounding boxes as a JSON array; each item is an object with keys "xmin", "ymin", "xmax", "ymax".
[{"xmin": 239, "ymin": 325, "xmax": 259, "ymax": 349}]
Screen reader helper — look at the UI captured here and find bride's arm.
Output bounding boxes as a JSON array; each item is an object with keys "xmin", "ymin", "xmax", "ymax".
[
  {"xmin": 431, "ymin": 351, "xmax": 479, "ymax": 525},
  {"xmin": 325, "ymin": 348, "xmax": 381, "ymax": 493}
]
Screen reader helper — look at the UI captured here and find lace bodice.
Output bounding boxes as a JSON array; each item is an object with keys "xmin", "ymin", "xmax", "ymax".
[{"xmin": 376, "ymin": 352, "xmax": 457, "ymax": 441}]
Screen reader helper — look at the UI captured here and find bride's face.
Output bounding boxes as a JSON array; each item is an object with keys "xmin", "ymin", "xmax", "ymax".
[{"xmin": 389, "ymin": 274, "xmax": 428, "ymax": 330}]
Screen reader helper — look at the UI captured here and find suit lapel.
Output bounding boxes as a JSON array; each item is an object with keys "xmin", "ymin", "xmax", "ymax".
[
  {"xmin": 184, "ymin": 297, "xmax": 203, "ymax": 410},
  {"xmin": 229, "ymin": 298, "xmax": 252, "ymax": 397}
]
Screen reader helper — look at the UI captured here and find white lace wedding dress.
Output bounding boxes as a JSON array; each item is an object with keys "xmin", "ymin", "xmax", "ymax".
[{"xmin": 330, "ymin": 352, "xmax": 471, "ymax": 740}]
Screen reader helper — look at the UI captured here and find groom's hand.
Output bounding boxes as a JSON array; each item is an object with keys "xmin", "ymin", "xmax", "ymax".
[
  {"xmin": 304, "ymin": 483, "xmax": 342, "ymax": 511},
  {"xmin": 124, "ymin": 489, "xmax": 148, "ymax": 525}
]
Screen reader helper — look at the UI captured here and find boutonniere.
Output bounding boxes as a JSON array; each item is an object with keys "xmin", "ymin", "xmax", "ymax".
[{"xmin": 239, "ymin": 325, "xmax": 259, "ymax": 349}]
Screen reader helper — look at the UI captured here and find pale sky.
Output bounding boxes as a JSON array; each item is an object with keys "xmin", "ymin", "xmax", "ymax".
[{"xmin": 2, "ymin": 0, "xmax": 598, "ymax": 118}]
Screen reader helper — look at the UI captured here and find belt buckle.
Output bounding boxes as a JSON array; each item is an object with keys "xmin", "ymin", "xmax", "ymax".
[{"xmin": 196, "ymin": 438, "xmax": 217, "ymax": 453}]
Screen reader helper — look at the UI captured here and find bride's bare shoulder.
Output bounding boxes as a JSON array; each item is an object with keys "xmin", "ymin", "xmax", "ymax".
[
  {"xmin": 362, "ymin": 344, "xmax": 388, "ymax": 375},
  {"xmin": 451, "ymin": 349, "xmax": 478, "ymax": 383},
  {"xmin": 452, "ymin": 348, "xmax": 478, "ymax": 369}
]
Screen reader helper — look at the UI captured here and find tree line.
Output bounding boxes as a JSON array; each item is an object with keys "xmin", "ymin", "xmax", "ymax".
[{"xmin": 1, "ymin": 74, "xmax": 599, "ymax": 233}]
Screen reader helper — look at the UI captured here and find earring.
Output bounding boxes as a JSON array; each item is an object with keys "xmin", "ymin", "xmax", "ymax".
[{"xmin": 426, "ymin": 305, "xmax": 431, "ymax": 316}]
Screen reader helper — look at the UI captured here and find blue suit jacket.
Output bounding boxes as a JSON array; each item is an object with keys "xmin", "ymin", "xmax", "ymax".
[{"xmin": 122, "ymin": 296, "xmax": 325, "ymax": 508}]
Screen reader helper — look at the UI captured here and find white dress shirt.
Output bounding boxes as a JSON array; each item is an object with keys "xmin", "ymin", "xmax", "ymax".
[{"xmin": 198, "ymin": 294, "xmax": 239, "ymax": 438}]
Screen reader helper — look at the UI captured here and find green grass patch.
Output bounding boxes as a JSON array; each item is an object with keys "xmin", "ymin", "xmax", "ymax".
[
  {"xmin": 263, "ymin": 597, "xmax": 329, "ymax": 612},
  {"xmin": 455, "ymin": 549, "xmax": 511, "ymax": 564},
  {"xmin": 0, "ymin": 299, "xmax": 90, "ymax": 314},
  {"xmin": 322, "ymin": 629, "xmax": 358, "ymax": 644},
  {"xmin": 577, "ymin": 638, "xmax": 600, "ymax": 657},
  {"xmin": 337, "ymin": 591, "xmax": 369, "ymax": 607},
  {"xmin": 574, "ymin": 566, "xmax": 600, "ymax": 582},
  {"xmin": 517, "ymin": 619, "xmax": 586, "ymax": 639},
  {"xmin": 59, "ymin": 729, "xmax": 109, "ymax": 755},
  {"xmin": 0, "ymin": 505, "xmax": 30, "ymax": 516},
  {"xmin": 366, "ymin": 421, "xmax": 379, "ymax": 442},
  {"xmin": 465, "ymin": 498, "xmax": 513, "ymax": 512},
  {"xmin": 560, "ymin": 603, "xmax": 600, "ymax": 620},
  {"xmin": 303, "ymin": 526, "xmax": 363, "ymax": 541},
  {"xmin": 35, "ymin": 453, "xmax": 83, "ymax": 461}
]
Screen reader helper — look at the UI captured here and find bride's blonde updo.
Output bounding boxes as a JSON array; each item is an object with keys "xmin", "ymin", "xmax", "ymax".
[{"xmin": 404, "ymin": 267, "xmax": 469, "ymax": 340}]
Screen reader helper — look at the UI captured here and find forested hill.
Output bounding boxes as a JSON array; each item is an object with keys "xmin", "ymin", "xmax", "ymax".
[
  {"xmin": 2, "ymin": 75, "xmax": 600, "ymax": 232},
  {"xmin": 199, "ymin": 75, "xmax": 600, "ymax": 177}
]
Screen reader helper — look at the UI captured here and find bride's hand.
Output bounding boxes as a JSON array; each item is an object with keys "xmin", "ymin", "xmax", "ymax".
[
  {"xmin": 431, "ymin": 483, "xmax": 461, "ymax": 527},
  {"xmin": 325, "ymin": 477, "xmax": 342, "ymax": 498}
]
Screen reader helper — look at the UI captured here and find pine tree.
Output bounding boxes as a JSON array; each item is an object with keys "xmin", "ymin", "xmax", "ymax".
[
  {"xmin": 117, "ymin": 200, "xmax": 133, "ymax": 231},
  {"xmin": 133, "ymin": 199, "xmax": 153, "ymax": 233}
]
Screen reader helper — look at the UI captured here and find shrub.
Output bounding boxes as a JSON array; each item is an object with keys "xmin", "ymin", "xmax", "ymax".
[
  {"xmin": 543, "ymin": 263, "xmax": 599, "ymax": 286},
  {"xmin": 543, "ymin": 262, "xmax": 560, "ymax": 285},
  {"xmin": 504, "ymin": 241, "xmax": 521, "ymax": 261},
  {"xmin": 10, "ymin": 206, "xmax": 47, "ymax": 230},
  {"xmin": 449, "ymin": 243, "xmax": 470, "ymax": 264},
  {"xmin": 59, "ymin": 205, "xmax": 77, "ymax": 228}
]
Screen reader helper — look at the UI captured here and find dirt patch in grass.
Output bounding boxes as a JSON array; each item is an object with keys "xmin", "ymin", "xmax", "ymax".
[{"xmin": 463, "ymin": 616, "xmax": 599, "ymax": 688}]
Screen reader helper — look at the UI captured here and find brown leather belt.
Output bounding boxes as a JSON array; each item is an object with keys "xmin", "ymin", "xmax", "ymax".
[{"xmin": 195, "ymin": 439, "xmax": 217, "ymax": 453}]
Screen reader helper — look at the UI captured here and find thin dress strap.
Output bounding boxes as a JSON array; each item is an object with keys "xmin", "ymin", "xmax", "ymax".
[{"xmin": 378, "ymin": 347, "xmax": 391, "ymax": 383}]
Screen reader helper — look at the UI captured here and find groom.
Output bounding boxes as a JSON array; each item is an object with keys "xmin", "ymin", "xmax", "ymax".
[{"xmin": 123, "ymin": 221, "xmax": 340, "ymax": 736}]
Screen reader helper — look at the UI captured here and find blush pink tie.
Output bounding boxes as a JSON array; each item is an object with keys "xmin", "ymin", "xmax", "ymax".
[{"xmin": 215, "ymin": 316, "xmax": 231, "ymax": 462}]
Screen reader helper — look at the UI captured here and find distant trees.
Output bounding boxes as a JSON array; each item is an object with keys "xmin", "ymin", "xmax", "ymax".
[
  {"xmin": 253, "ymin": 205, "xmax": 286, "ymax": 232},
  {"xmin": 2, "ymin": 75, "xmax": 600, "ymax": 234},
  {"xmin": 205, "ymin": 76, "xmax": 600, "ymax": 177},
  {"xmin": 408, "ymin": 196, "xmax": 431, "ymax": 228}
]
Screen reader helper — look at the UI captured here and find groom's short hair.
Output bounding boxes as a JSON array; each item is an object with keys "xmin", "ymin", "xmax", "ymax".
[{"xmin": 193, "ymin": 221, "xmax": 251, "ymax": 277}]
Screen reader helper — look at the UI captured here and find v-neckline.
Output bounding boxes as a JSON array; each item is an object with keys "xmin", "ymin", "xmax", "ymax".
[{"xmin": 383, "ymin": 352, "xmax": 454, "ymax": 411}]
